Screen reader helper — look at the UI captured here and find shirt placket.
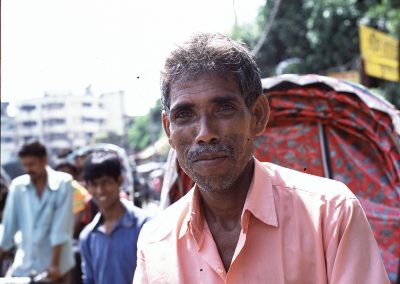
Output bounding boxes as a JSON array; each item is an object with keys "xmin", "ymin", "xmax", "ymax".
[{"xmin": 196, "ymin": 221, "xmax": 227, "ymax": 282}]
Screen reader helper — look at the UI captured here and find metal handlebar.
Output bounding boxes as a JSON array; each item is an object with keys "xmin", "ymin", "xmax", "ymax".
[{"xmin": 0, "ymin": 270, "xmax": 50, "ymax": 283}]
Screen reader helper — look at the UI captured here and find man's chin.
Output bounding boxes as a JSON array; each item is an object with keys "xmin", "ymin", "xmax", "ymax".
[
  {"xmin": 194, "ymin": 175, "xmax": 236, "ymax": 193},
  {"xmin": 29, "ymin": 174, "xmax": 38, "ymax": 180}
]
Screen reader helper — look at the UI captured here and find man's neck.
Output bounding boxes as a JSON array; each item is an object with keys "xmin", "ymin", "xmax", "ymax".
[
  {"xmin": 200, "ymin": 159, "xmax": 254, "ymax": 226},
  {"xmin": 100, "ymin": 201, "xmax": 125, "ymax": 235},
  {"xmin": 32, "ymin": 172, "xmax": 48, "ymax": 198},
  {"xmin": 102, "ymin": 201, "xmax": 125, "ymax": 222},
  {"xmin": 199, "ymin": 159, "xmax": 255, "ymax": 271}
]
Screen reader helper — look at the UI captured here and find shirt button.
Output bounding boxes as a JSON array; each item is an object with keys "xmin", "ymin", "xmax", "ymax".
[{"xmin": 217, "ymin": 267, "xmax": 223, "ymax": 274}]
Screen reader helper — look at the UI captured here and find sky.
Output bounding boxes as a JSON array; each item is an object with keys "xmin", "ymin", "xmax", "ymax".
[{"xmin": 1, "ymin": 0, "xmax": 264, "ymax": 116}]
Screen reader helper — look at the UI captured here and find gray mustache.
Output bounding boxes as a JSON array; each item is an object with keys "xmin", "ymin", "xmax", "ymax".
[{"xmin": 187, "ymin": 144, "xmax": 234, "ymax": 161}]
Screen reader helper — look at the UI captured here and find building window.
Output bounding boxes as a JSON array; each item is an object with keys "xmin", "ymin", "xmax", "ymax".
[
  {"xmin": 43, "ymin": 118, "xmax": 66, "ymax": 126},
  {"xmin": 23, "ymin": 136, "xmax": 36, "ymax": 142},
  {"xmin": 85, "ymin": 132, "xmax": 93, "ymax": 139},
  {"xmin": 43, "ymin": 102, "xmax": 64, "ymax": 110},
  {"xmin": 22, "ymin": 121, "xmax": 37, "ymax": 128},
  {"xmin": 46, "ymin": 133, "xmax": 68, "ymax": 141},
  {"xmin": 81, "ymin": 117, "xmax": 98, "ymax": 123},
  {"xmin": 1, "ymin": 137, "xmax": 14, "ymax": 143},
  {"xmin": 1, "ymin": 121, "xmax": 15, "ymax": 131},
  {"xmin": 20, "ymin": 105, "xmax": 36, "ymax": 112},
  {"xmin": 82, "ymin": 102, "xmax": 92, "ymax": 108}
]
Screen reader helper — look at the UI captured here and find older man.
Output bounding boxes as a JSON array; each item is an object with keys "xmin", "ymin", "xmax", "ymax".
[{"xmin": 133, "ymin": 33, "xmax": 389, "ymax": 283}]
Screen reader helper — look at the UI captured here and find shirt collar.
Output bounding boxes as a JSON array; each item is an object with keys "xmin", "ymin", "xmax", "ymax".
[
  {"xmin": 178, "ymin": 158, "xmax": 279, "ymax": 243},
  {"xmin": 46, "ymin": 166, "xmax": 61, "ymax": 191},
  {"xmin": 21, "ymin": 166, "xmax": 60, "ymax": 191},
  {"xmin": 178, "ymin": 187, "xmax": 204, "ymax": 246},
  {"xmin": 242, "ymin": 158, "xmax": 278, "ymax": 229},
  {"xmin": 91, "ymin": 199, "xmax": 137, "ymax": 232}
]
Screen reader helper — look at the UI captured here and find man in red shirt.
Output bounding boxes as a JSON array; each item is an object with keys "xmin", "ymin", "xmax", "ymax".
[{"xmin": 133, "ymin": 33, "xmax": 389, "ymax": 283}]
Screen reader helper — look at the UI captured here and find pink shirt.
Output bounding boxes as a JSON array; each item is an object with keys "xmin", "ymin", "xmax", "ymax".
[{"xmin": 134, "ymin": 159, "xmax": 389, "ymax": 283}]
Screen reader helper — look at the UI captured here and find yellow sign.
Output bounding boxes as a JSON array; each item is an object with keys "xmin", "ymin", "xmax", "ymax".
[
  {"xmin": 364, "ymin": 61, "xmax": 399, "ymax": 82},
  {"xmin": 359, "ymin": 25, "xmax": 399, "ymax": 82}
]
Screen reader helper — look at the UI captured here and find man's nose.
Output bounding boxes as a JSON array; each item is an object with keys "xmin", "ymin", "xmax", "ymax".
[
  {"xmin": 92, "ymin": 184, "xmax": 104, "ymax": 194},
  {"xmin": 195, "ymin": 114, "xmax": 219, "ymax": 144}
]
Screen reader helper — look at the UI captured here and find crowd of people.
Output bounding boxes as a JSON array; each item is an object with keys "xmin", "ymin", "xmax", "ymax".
[
  {"xmin": 0, "ymin": 32, "xmax": 391, "ymax": 284},
  {"xmin": 0, "ymin": 141, "xmax": 152, "ymax": 283}
]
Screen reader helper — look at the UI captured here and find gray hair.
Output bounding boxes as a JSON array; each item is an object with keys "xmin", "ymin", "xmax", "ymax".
[{"xmin": 161, "ymin": 33, "xmax": 262, "ymax": 115}]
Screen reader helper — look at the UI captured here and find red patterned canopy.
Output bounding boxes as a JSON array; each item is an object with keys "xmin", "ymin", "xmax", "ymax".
[
  {"xmin": 160, "ymin": 74, "xmax": 400, "ymax": 282},
  {"xmin": 259, "ymin": 74, "xmax": 399, "ymax": 282}
]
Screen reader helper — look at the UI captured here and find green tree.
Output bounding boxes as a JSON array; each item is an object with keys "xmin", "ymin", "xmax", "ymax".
[
  {"xmin": 128, "ymin": 115, "xmax": 151, "ymax": 151},
  {"xmin": 232, "ymin": 0, "xmax": 399, "ymax": 107},
  {"xmin": 235, "ymin": 0, "xmax": 376, "ymax": 75},
  {"xmin": 128, "ymin": 99, "xmax": 163, "ymax": 152}
]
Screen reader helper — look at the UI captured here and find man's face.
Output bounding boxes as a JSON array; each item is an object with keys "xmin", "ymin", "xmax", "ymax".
[
  {"xmin": 20, "ymin": 156, "xmax": 47, "ymax": 181},
  {"xmin": 163, "ymin": 74, "xmax": 260, "ymax": 192},
  {"xmin": 86, "ymin": 175, "xmax": 122, "ymax": 211}
]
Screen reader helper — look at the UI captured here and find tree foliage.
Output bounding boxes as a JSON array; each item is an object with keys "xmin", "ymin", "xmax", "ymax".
[
  {"xmin": 232, "ymin": 0, "xmax": 400, "ymax": 107},
  {"xmin": 128, "ymin": 99, "xmax": 163, "ymax": 152}
]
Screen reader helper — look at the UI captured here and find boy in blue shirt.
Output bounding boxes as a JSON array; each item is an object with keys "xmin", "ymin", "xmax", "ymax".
[{"xmin": 79, "ymin": 152, "xmax": 149, "ymax": 284}]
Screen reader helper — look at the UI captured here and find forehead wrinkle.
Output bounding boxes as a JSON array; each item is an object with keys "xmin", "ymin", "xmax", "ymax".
[{"xmin": 210, "ymin": 93, "xmax": 243, "ymax": 104}]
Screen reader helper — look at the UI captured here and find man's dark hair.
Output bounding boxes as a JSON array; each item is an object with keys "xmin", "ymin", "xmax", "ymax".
[
  {"xmin": 18, "ymin": 141, "xmax": 47, "ymax": 158},
  {"xmin": 83, "ymin": 152, "xmax": 122, "ymax": 182},
  {"xmin": 161, "ymin": 33, "xmax": 262, "ymax": 116}
]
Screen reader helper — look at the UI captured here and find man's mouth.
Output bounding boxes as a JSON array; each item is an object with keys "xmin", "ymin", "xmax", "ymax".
[
  {"xmin": 98, "ymin": 196, "xmax": 107, "ymax": 202},
  {"xmin": 187, "ymin": 144, "xmax": 234, "ymax": 163},
  {"xmin": 192, "ymin": 153, "xmax": 227, "ymax": 162}
]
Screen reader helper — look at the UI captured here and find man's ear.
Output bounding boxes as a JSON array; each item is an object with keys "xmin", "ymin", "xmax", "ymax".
[
  {"xmin": 162, "ymin": 111, "xmax": 174, "ymax": 148},
  {"xmin": 42, "ymin": 156, "xmax": 49, "ymax": 166},
  {"xmin": 251, "ymin": 94, "xmax": 270, "ymax": 137},
  {"xmin": 117, "ymin": 175, "xmax": 124, "ymax": 187}
]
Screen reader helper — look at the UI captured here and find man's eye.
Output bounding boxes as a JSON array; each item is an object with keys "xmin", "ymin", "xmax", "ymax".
[
  {"xmin": 217, "ymin": 104, "xmax": 234, "ymax": 112},
  {"xmin": 175, "ymin": 111, "xmax": 192, "ymax": 120}
]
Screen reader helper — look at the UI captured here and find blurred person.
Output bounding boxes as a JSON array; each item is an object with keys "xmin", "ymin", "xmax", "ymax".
[
  {"xmin": 0, "ymin": 141, "xmax": 75, "ymax": 283},
  {"xmin": 55, "ymin": 161, "xmax": 98, "ymax": 284},
  {"xmin": 133, "ymin": 33, "xmax": 389, "ymax": 283},
  {"xmin": 54, "ymin": 161, "xmax": 97, "ymax": 238},
  {"xmin": 79, "ymin": 152, "xmax": 150, "ymax": 284},
  {"xmin": 74, "ymin": 154, "xmax": 88, "ymax": 185},
  {"xmin": 0, "ymin": 168, "xmax": 12, "ymax": 276},
  {"xmin": 0, "ymin": 167, "xmax": 11, "ymax": 222}
]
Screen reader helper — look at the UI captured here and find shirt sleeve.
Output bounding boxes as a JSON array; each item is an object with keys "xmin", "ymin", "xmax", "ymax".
[
  {"xmin": 50, "ymin": 179, "xmax": 74, "ymax": 246},
  {"xmin": 79, "ymin": 233, "xmax": 95, "ymax": 284},
  {"xmin": 0, "ymin": 183, "xmax": 18, "ymax": 251},
  {"xmin": 72, "ymin": 180, "xmax": 88, "ymax": 214},
  {"xmin": 325, "ymin": 198, "xmax": 390, "ymax": 284}
]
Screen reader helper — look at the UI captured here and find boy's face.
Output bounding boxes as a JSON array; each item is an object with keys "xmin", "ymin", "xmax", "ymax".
[{"xmin": 86, "ymin": 175, "xmax": 122, "ymax": 211}]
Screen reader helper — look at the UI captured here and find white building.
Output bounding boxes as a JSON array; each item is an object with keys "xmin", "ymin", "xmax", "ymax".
[
  {"xmin": 99, "ymin": 91, "xmax": 126, "ymax": 136},
  {"xmin": 1, "ymin": 102, "xmax": 18, "ymax": 164},
  {"xmin": 1, "ymin": 90, "xmax": 126, "ymax": 161}
]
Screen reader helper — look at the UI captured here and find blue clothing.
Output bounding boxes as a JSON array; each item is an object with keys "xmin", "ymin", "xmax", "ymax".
[
  {"xmin": 79, "ymin": 199, "xmax": 149, "ymax": 284},
  {"xmin": 0, "ymin": 166, "xmax": 75, "ymax": 276}
]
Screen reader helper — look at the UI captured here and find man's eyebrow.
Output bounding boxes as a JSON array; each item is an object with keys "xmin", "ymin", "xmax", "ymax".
[{"xmin": 170, "ymin": 102, "xmax": 194, "ymax": 114}]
